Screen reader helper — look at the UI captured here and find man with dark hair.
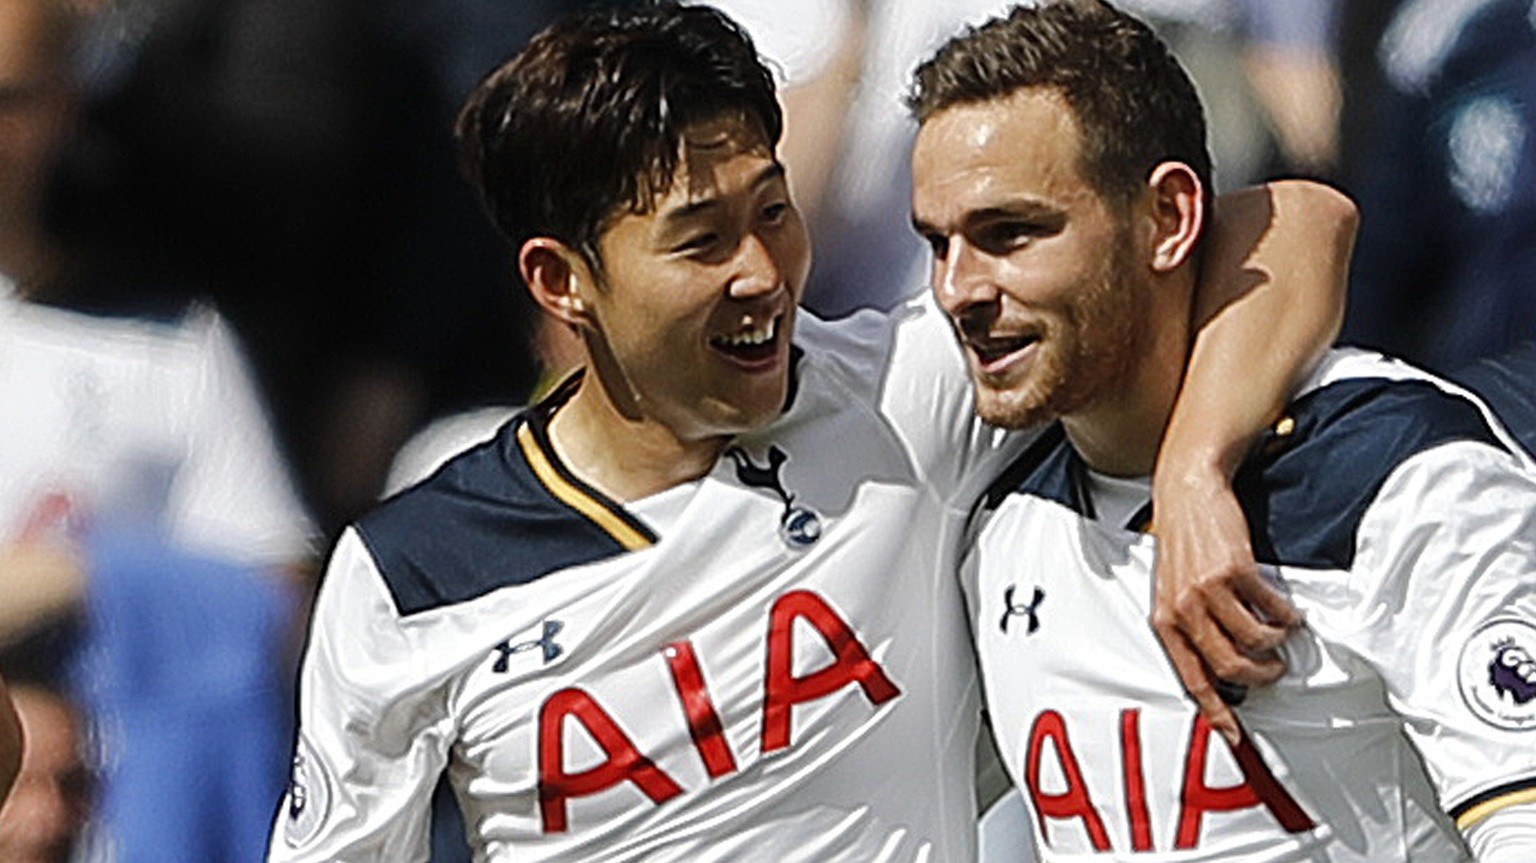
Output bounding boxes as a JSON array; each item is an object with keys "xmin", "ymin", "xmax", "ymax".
[
  {"xmin": 912, "ymin": 2, "xmax": 1536, "ymax": 859},
  {"xmin": 269, "ymin": 3, "xmax": 1351, "ymax": 859}
]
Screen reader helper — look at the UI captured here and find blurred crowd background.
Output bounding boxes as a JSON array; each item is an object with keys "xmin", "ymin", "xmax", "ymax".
[{"xmin": 0, "ymin": 0, "xmax": 1531, "ymax": 860}]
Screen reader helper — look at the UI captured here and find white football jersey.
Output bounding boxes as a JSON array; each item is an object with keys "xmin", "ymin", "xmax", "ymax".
[
  {"xmin": 0, "ymin": 284, "xmax": 312, "ymax": 567},
  {"xmin": 271, "ymin": 298, "xmax": 1028, "ymax": 862},
  {"xmin": 967, "ymin": 350, "xmax": 1536, "ymax": 861}
]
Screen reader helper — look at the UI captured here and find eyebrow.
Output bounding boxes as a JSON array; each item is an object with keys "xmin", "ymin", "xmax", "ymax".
[
  {"xmin": 912, "ymin": 199, "xmax": 1065, "ymax": 237},
  {"xmin": 661, "ymin": 163, "xmax": 787, "ymax": 224}
]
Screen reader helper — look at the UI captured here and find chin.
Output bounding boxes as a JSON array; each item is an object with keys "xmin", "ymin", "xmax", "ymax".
[
  {"xmin": 975, "ymin": 386, "xmax": 1055, "ymax": 430},
  {"xmin": 700, "ymin": 388, "xmax": 786, "ymax": 438}
]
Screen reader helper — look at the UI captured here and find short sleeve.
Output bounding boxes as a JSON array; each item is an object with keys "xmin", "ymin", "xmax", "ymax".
[
  {"xmin": 268, "ymin": 530, "xmax": 452, "ymax": 862},
  {"xmin": 1344, "ymin": 441, "xmax": 1536, "ymax": 829}
]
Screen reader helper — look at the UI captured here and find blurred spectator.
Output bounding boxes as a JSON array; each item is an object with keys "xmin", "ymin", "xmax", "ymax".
[
  {"xmin": 0, "ymin": 0, "xmax": 75, "ymax": 299},
  {"xmin": 0, "ymin": 0, "xmax": 315, "ymax": 858},
  {"xmin": 1453, "ymin": 339, "xmax": 1536, "ymax": 458},
  {"xmin": 1343, "ymin": 0, "xmax": 1536, "ymax": 372},
  {"xmin": 0, "ymin": 677, "xmax": 92, "ymax": 863},
  {"xmin": 37, "ymin": 0, "xmax": 643, "ymax": 533},
  {"xmin": 708, "ymin": 0, "xmax": 1343, "ymax": 316},
  {"xmin": 68, "ymin": 528, "xmax": 297, "ymax": 863}
]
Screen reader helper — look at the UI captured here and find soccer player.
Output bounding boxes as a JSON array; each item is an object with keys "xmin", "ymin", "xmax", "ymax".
[
  {"xmin": 268, "ymin": 4, "xmax": 1352, "ymax": 860},
  {"xmin": 910, "ymin": 2, "xmax": 1536, "ymax": 858}
]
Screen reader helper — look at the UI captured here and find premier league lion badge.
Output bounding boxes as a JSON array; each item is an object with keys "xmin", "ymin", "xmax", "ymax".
[
  {"xmin": 1458, "ymin": 619, "xmax": 1536, "ymax": 730},
  {"xmin": 283, "ymin": 736, "xmax": 334, "ymax": 848}
]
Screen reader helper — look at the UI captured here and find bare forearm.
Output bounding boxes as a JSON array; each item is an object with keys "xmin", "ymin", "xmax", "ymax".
[
  {"xmin": 1161, "ymin": 180, "xmax": 1355, "ymax": 483},
  {"xmin": 1149, "ymin": 180, "xmax": 1356, "ymax": 739}
]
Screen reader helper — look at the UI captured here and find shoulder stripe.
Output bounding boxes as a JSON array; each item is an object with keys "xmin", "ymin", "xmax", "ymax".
[
  {"xmin": 517, "ymin": 423, "xmax": 654, "ymax": 551},
  {"xmin": 1451, "ymin": 778, "xmax": 1536, "ymax": 829},
  {"xmin": 356, "ymin": 378, "xmax": 657, "ymax": 616}
]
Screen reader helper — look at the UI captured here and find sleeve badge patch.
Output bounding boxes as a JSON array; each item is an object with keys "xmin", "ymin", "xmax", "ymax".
[
  {"xmin": 283, "ymin": 735, "xmax": 335, "ymax": 848},
  {"xmin": 1458, "ymin": 619, "xmax": 1536, "ymax": 730}
]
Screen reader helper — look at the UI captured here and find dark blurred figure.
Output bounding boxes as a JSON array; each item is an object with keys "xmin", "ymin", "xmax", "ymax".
[
  {"xmin": 1343, "ymin": 0, "xmax": 1536, "ymax": 372},
  {"xmin": 45, "ymin": 0, "xmax": 631, "ymax": 533},
  {"xmin": 1453, "ymin": 340, "xmax": 1536, "ymax": 459},
  {"xmin": 0, "ymin": 0, "xmax": 76, "ymax": 298}
]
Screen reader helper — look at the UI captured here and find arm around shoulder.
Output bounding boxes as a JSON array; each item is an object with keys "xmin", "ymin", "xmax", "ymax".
[{"xmin": 1151, "ymin": 180, "xmax": 1357, "ymax": 741}]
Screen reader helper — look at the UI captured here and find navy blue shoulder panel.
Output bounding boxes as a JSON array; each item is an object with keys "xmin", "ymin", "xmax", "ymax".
[
  {"xmin": 982, "ymin": 378, "xmax": 1508, "ymax": 572},
  {"xmin": 355, "ymin": 413, "xmax": 643, "ymax": 616},
  {"xmin": 981, "ymin": 423, "xmax": 1078, "ymax": 513},
  {"xmin": 1238, "ymin": 377, "xmax": 1508, "ymax": 570}
]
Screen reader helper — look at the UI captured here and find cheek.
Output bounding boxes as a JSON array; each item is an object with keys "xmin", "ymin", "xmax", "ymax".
[{"xmin": 767, "ymin": 221, "xmax": 812, "ymax": 295}]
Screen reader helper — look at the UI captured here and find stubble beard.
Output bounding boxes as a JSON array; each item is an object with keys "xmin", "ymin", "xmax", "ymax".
[{"xmin": 974, "ymin": 240, "xmax": 1142, "ymax": 431}]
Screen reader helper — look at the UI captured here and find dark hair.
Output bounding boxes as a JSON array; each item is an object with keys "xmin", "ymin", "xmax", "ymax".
[
  {"xmin": 455, "ymin": 2, "xmax": 782, "ymax": 264},
  {"xmin": 906, "ymin": 0, "xmax": 1210, "ymax": 208}
]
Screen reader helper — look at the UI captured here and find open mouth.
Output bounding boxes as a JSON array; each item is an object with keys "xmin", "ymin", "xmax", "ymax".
[
  {"xmin": 967, "ymin": 332, "xmax": 1040, "ymax": 372},
  {"xmin": 710, "ymin": 314, "xmax": 782, "ymax": 365}
]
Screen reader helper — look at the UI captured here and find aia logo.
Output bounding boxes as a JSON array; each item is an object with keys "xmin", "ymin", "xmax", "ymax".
[
  {"xmin": 1024, "ymin": 709, "xmax": 1314, "ymax": 853},
  {"xmin": 535, "ymin": 590, "xmax": 900, "ymax": 833},
  {"xmin": 1001, "ymin": 585, "xmax": 1045, "ymax": 635},
  {"xmin": 491, "ymin": 620, "xmax": 564, "ymax": 672},
  {"xmin": 726, "ymin": 444, "xmax": 822, "ymax": 548}
]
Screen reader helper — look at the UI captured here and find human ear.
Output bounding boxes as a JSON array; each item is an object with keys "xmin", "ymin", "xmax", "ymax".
[
  {"xmin": 1146, "ymin": 162, "xmax": 1205, "ymax": 273},
  {"xmin": 519, "ymin": 238, "xmax": 596, "ymax": 327}
]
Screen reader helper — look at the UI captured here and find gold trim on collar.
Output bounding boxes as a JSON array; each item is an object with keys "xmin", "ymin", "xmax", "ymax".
[{"xmin": 516, "ymin": 423, "xmax": 654, "ymax": 551}]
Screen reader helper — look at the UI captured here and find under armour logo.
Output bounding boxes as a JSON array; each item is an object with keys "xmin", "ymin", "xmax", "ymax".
[
  {"xmin": 727, "ymin": 445, "xmax": 822, "ymax": 547},
  {"xmin": 1000, "ymin": 585, "xmax": 1045, "ymax": 635},
  {"xmin": 492, "ymin": 620, "xmax": 564, "ymax": 672}
]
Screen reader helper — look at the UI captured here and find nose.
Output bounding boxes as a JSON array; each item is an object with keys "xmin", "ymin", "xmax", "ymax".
[
  {"xmin": 727, "ymin": 231, "xmax": 785, "ymax": 300},
  {"xmin": 933, "ymin": 236, "xmax": 999, "ymax": 317}
]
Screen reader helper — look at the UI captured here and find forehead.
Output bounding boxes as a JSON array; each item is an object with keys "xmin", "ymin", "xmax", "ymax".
[
  {"xmin": 911, "ymin": 88, "xmax": 1096, "ymax": 221},
  {"xmin": 658, "ymin": 114, "xmax": 777, "ymax": 211}
]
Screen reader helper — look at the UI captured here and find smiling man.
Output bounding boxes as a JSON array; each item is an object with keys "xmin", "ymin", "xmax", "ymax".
[
  {"xmin": 266, "ymin": 4, "xmax": 1351, "ymax": 861},
  {"xmin": 909, "ymin": 2, "xmax": 1536, "ymax": 859}
]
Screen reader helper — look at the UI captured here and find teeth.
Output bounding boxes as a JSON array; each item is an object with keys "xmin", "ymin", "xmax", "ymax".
[{"xmin": 717, "ymin": 317, "xmax": 777, "ymax": 348}]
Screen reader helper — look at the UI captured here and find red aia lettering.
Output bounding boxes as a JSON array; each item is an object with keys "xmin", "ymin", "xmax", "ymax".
[
  {"xmin": 1026, "ymin": 710, "xmax": 1113, "ymax": 851},
  {"xmin": 1120, "ymin": 709, "xmax": 1154, "ymax": 851},
  {"xmin": 664, "ymin": 640, "xmax": 738, "ymax": 779},
  {"xmin": 537, "ymin": 688, "xmax": 684, "ymax": 834},
  {"xmin": 1177, "ymin": 718, "xmax": 1316, "ymax": 847},
  {"xmin": 761, "ymin": 590, "xmax": 902, "ymax": 752},
  {"xmin": 1028, "ymin": 710, "xmax": 1315, "ymax": 853}
]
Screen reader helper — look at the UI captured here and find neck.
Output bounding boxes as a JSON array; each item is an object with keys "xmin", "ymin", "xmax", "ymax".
[
  {"xmin": 1063, "ymin": 275, "xmax": 1193, "ymax": 478},
  {"xmin": 547, "ymin": 374, "xmax": 727, "ymax": 503}
]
